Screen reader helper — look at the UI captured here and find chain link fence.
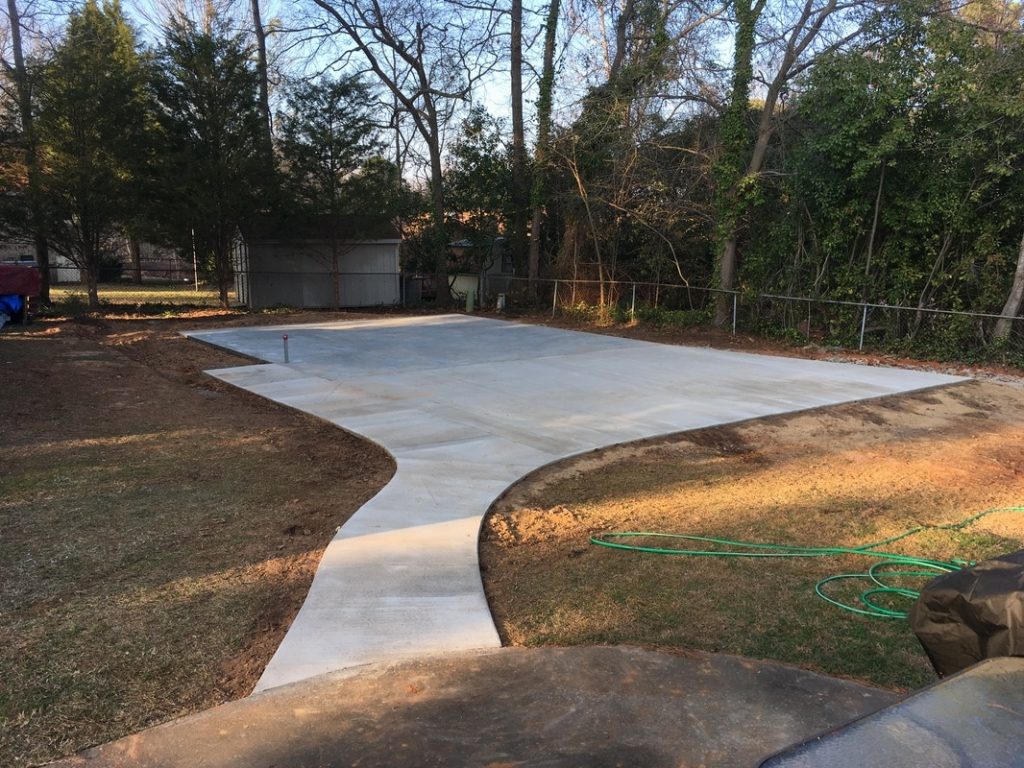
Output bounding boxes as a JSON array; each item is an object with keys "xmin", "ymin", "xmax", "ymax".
[
  {"xmin": 485, "ymin": 275, "xmax": 1024, "ymax": 363},
  {"xmin": 33, "ymin": 264, "xmax": 1024, "ymax": 362}
]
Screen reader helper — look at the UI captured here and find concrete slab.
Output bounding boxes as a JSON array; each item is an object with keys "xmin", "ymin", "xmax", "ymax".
[
  {"xmin": 186, "ymin": 315, "xmax": 963, "ymax": 692},
  {"xmin": 53, "ymin": 647, "xmax": 898, "ymax": 768},
  {"xmin": 760, "ymin": 656, "xmax": 1024, "ymax": 768}
]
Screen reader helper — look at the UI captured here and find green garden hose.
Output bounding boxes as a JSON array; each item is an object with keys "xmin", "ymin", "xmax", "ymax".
[{"xmin": 589, "ymin": 506, "xmax": 1024, "ymax": 620}]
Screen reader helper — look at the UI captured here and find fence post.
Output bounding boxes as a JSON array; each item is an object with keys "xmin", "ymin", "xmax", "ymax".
[
  {"xmin": 552, "ymin": 280, "xmax": 559, "ymax": 318},
  {"xmin": 630, "ymin": 283, "xmax": 637, "ymax": 320},
  {"xmin": 732, "ymin": 293, "xmax": 738, "ymax": 335},
  {"xmin": 859, "ymin": 304, "xmax": 868, "ymax": 350}
]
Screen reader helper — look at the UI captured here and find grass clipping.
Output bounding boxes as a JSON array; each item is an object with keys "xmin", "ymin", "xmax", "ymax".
[{"xmin": 481, "ymin": 381, "xmax": 1024, "ymax": 691}]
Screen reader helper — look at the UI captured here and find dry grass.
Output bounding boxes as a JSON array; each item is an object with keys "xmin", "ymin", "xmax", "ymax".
[
  {"xmin": 50, "ymin": 282, "xmax": 230, "ymax": 308},
  {"xmin": 481, "ymin": 381, "xmax": 1024, "ymax": 691},
  {"xmin": 0, "ymin": 316, "xmax": 393, "ymax": 766}
]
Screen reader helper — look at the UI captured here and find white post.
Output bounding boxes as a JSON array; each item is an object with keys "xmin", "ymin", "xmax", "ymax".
[
  {"xmin": 191, "ymin": 228, "xmax": 199, "ymax": 292},
  {"xmin": 282, "ymin": 334, "xmax": 289, "ymax": 363},
  {"xmin": 631, "ymin": 283, "xmax": 637, "ymax": 320},
  {"xmin": 859, "ymin": 305, "xmax": 868, "ymax": 350},
  {"xmin": 552, "ymin": 280, "xmax": 559, "ymax": 318},
  {"xmin": 732, "ymin": 294, "xmax": 737, "ymax": 334}
]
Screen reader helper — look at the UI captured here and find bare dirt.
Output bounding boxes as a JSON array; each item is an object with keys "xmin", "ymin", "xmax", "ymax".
[{"xmin": 0, "ymin": 310, "xmax": 394, "ymax": 766}]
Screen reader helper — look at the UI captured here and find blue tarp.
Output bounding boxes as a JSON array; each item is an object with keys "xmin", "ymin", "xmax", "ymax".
[{"xmin": 0, "ymin": 294, "xmax": 24, "ymax": 315}]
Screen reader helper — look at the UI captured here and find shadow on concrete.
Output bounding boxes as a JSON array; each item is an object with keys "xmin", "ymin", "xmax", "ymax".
[{"xmin": 54, "ymin": 646, "xmax": 896, "ymax": 768}]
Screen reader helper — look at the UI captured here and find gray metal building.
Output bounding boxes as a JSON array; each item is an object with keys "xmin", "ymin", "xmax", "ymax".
[{"xmin": 234, "ymin": 216, "xmax": 402, "ymax": 309}]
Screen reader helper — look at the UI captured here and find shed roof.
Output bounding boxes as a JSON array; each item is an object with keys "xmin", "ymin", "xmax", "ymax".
[{"xmin": 243, "ymin": 214, "xmax": 401, "ymax": 243}]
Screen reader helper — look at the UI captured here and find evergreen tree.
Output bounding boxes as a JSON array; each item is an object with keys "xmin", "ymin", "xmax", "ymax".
[
  {"xmin": 277, "ymin": 75, "xmax": 387, "ymax": 309},
  {"xmin": 277, "ymin": 75, "xmax": 382, "ymax": 218},
  {"xmin": 152, "ymin": 12, "xmax": 270, "ymax": 308},
  {"xmin": 445, "ymin": 107, "xmax": 513, "ymax": 251},
  {"xmin": 36, "ymin": 0, "xmax": 151, "ymax": 309}
]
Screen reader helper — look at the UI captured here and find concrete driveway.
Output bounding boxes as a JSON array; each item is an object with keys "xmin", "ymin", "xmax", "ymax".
[{"xmin": 187, "ymin": 314, "xmax": 961, "ymax": 693}]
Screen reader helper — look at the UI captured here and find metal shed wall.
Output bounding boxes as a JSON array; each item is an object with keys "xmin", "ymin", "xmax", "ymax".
[{"xmin": 244, "ymin": 241, "xmax": 401, "ymax": 309}]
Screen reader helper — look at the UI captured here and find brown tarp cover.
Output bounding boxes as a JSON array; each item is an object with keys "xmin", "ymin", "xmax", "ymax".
[
  {"xmin": 0, "ymin": 264, "xmax": 42, "ymax": 296},
  {"xmin": 910, "ymin": 550, "xmax": 1024, "ymax": 677}
]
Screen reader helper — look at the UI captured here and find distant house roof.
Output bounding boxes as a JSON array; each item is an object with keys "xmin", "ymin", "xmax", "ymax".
[{"xmin": 242, "ymin": 214, "xmax": 401, "ymax": 243}]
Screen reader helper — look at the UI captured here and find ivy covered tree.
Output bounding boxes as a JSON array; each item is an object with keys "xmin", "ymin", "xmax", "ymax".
[
  {"xmin": 35, "ymin": 0, "xmax": 151, "ymax": 309},
  {"xmin": 152, "ymin": 10, "xmax": 271, "ymax": 308},
  {"xmin": 741, "ymin": 1, "xmax": 1024, "ymax": 352}
]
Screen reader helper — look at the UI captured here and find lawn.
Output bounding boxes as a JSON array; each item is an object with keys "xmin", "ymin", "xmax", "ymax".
[
  {"xmin": 6, "ymin": 307, "xmax": 1024, "ymax": 763},
  {"xmin": 0, "ymin": 314, "xmax": 392, "ymax": 766},
  {"xmin": 49, "ymin": 281, "xmax": 232, "ymax": 308},
  {"xmin": 481, "ymin": 379, "xmax": 1024, "ymax": 691}
]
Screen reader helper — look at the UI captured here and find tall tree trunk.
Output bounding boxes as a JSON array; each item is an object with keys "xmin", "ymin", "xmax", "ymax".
[
  {"xmin": 509, "ymin": 0, "xmax": 528, "ymax": 274},
  {"xmin": 994, "ymin": 230, "xmax": 1024, "ymax": 339},
  {"xmin": 713, "ymin": 0, "xmax": 758, "ymax": 326},
  {"xmin": 83, "ymin": 242, "xmax": 100, "ymax": 310},
  {"xmin": 215, "ymin": 233, "xmax": 231, "ymax": 309},
  {"xmin": 426, "ymin": 112, "xmax": 449, "ymax": 305},
  {"xmin": 7, "ymin": 0, "xmax": 50, "ymax": 303},
  {"xmin": 86, "ymin": 270, "xmax": 99, "ymax": 309},
  {"xmin": 251, "ymin": 0, "xmax": 273, "ymax": 152},
  {"xmin": 862, "ymin": 162, "xmax": 885, "ymax": 301},
  {"xmin": 713, "ymin": 0, "xmax": 837, "ymax": 327},
  {"xmin": 528, "ymin": 0, "xmax": 559, "ymax": 296}
]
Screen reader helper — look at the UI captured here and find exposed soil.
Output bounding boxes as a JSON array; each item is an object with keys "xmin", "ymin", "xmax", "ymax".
[
  {"xmin": 1, "ymin": 311, "xmax": 394, "ymax": 766},
  {"xmin": 481, "ymin": 378, "xmax": 1024, "ymax": 690}
]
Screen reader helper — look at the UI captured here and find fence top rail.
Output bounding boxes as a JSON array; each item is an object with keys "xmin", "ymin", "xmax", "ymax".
[
  {"xmin": 497, "ymin": 274, "xmax": 1019, "ymax": 324},
  {"xmin": 755, "ymin": 293, "xmax": 1020, "ymax": 322}
]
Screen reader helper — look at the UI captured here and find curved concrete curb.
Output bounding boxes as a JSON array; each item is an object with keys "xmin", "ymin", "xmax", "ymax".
[{"xmin": 186, "ymin": 315, "xmax": 962, "ymax": 692}]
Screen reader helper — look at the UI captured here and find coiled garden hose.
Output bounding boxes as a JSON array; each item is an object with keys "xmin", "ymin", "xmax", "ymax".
[{"xmin": 589, "ymin": 506, "xmax": 1024, "ymax": 620}]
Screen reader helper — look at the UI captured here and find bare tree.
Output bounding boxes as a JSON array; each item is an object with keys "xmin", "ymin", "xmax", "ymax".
[
  {"xmin": 3, "ymin": 0, "xmax": 48, "ymax": 302},
  {"xmin": 509, "ymin": 0, "xmax": 527, "ymax": 272},
  {"xmin": 302, "ymin": 0, "xmax": 503, "ymax": 298},
  {"xmin": 250, "ymin": 0, "xmax": 273, "ymax": 149},
  {"xmin": 552, "ymin": 0, "xmax": 724, "ymax": 304}
]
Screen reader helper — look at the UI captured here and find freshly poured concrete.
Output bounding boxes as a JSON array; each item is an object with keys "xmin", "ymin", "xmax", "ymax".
[
  {"xmin": 761, "ymin": 656, "xmax": 1024, "ymax": 767},
  {"xmin": 187, "ymin": 315, "xmax": 962, "ymax": 692}
]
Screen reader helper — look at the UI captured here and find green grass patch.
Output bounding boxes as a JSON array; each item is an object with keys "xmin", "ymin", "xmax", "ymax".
[{"xmin": 49, "ymin": 282, "xmax": 233, "ymax": 309}]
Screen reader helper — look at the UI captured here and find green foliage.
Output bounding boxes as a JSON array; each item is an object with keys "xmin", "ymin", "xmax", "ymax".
[
  {"xmin": 342, "ymin": 156, "xmax": 422, "ymax": 221},
  {"xmin": 277, "ymin": 76, "xmax": 384, "ymax": 217},
  {"xmin": 152, "ymin": 12, "xmax": 271, "ymax": 306},
  {"xmin": 634, "ymin": 305, "xmax": 708, "ymax": 329},
  {"xmin": 35, "ymin": 0, "xmax": 151, "ymax": 306},
  {"xmin": 737, "ymin": 4, "xmax": 1024, "ymax": 358},
  {"xmin": 444, "ymin": 107, "xmax": 513, "ymax": 270}
]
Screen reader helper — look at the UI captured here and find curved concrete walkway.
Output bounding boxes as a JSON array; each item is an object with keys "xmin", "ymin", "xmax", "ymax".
[{"xmin": 187, "ymin": 315, "xmax": 961, "ymax": 693}]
